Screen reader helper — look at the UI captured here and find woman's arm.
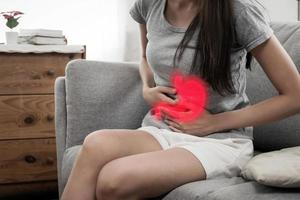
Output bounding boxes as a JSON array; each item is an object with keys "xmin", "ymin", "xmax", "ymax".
[
  {"xmin": 138, "ymin": 24, "xmax": 178, "ymax": 106},
  {"xmin": 138, "ymin": 24, "xmax": 156, "ymax": 89},
  {"xmin": 215, "ymin": 35, "xmax": 300, "ymax": 131}
]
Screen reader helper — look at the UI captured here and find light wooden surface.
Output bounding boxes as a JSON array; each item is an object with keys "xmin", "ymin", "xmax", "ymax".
[
  {"xmin": 0, "ymin": 138, "xmax": 57, "ymax": 184},
  {"xmin": 0, "ymin": 53, "xmax": 82, "ymax": 95},
  {"xmin": 0, "ymin": 95, "xmax": 54, "ymax": 140},
  {"xmin": 0, "ymin": 48, "xmax": 85, "ymax": 197}
]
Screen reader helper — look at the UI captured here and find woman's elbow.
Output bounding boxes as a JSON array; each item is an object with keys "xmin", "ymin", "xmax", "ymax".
[
  {"xmin": 295, "ymin": 83, "xmax": 300, "ymax": 112},
  {"xmin": 281, "ymin": 91, "xmax": 300, "ymax": 114},
  {"xmin": 296, "ymin": 96, "xmax": 300, "ymax": 113},
  {"xmin": 292, "ymin": 92, "xmax": 300, "ymax": 113}
]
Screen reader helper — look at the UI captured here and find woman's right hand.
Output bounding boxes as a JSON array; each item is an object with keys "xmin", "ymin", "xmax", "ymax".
[{"xmin": 143, "ymin": 86, "xmax": 178, "ymax": 106}]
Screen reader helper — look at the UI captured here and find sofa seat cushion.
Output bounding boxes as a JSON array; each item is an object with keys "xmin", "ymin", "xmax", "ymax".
[
  {"xmin": 160, "ymin": 177, "xmax": 247, "ymax": 200},
  {"xmin": 207, "ymin": 181, "xmax": 300, "ymax": 200}
]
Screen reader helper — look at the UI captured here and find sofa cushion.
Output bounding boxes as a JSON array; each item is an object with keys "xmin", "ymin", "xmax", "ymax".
[
  {"xmin": 241, "ymin": 146, "xmax": 300, "ymax": 188},
  {"xmin": 160, "ymin": 177, "xmax": 247, "ymax": 200},
  {"xmin": 207, "ymin": 181, "xmax": 300, "ymax": 200},
  {"xmin": 65, "ymin": 60, "xmax": 150, "ymax": 148},
  {"xmin": 246, "ymin": 22, "xmax": 300, "ymax": 151}
]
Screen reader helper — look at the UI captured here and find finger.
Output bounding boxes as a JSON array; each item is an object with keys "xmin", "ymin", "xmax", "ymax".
[
  {"xmin": 165, "ymin": 119, "xmax": 181, "ymax": 129},
  {"xmin": 159, "ymin": 94, "xmax": 177, "ymax": 105},
  {"xmin": 168, "ymin": 125, "xmax": 183, "ymax": 133},
  {"xmin": 162, "ymin": 113, "xmax": 180, "ymax": 125},
  {"xmin": 158, "ymin": 86, "xmax": 177, "ymax": 94},
  {"xmin": 160, "ymin": 107, "xmax": 183, "ymax": 123},
  {"xmin": 161, "ymin": 110, "xmax": 170, "ymax": 120},
  {"xmin": 165, "ymin": 117, "xmax": 199, "ymax": 131},
  {"xmin": 162, "ymin": 109, "xmax": 192, "ymax": 122}
]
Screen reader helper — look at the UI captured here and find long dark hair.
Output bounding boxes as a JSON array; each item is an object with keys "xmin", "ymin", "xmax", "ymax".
[{"xmin": 173, "ymin": 0, "xmax": 252, "ymax": 96}]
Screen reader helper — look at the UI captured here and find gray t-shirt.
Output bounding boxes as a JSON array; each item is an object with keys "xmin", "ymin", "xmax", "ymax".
[{"xmin": 130, "ymin": 0, "xmax": 274, "ymax": 140}]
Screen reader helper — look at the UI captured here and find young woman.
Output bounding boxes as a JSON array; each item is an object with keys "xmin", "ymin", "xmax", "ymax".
[{"xmin": 61, "ymin": 0, "xmax": 300, "ymax": 199}]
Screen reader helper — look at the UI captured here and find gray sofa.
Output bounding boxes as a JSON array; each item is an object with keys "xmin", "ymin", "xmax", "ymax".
[{"xmin": 55, "ymin": 22, "xmax": 300, "ymax": 200}]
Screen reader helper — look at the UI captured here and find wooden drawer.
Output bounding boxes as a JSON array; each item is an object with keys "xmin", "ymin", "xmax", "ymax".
[
  {"xmin": 0, "ymin": 138, "xmax": 57, "ymax": 184},
  {"xmin": 0, "ymin": 53, "xmax": 82, "ymax": 95},
  {"xmin": 0, "ymin": 95, "xmax": 55, "ymax": 140}
]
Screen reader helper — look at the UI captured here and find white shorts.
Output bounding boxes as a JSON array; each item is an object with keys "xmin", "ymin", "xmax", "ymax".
[{"xmin": 137, "ymin": 126, "xmax": 254, "ymax": 179}]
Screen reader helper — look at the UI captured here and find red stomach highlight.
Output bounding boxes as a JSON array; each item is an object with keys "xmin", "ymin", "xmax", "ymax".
[{"xmin": 151, "ymin": 70, "xmax": 209, "ymax": 123}]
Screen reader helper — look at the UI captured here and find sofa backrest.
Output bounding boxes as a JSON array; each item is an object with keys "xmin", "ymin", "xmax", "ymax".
[
  {"xmin": 65, "ymin": 60, "xmax": 150, "ymax": 148},
  {"xmin": 246, "ymin": 22, "xmax": 300, "ymax": 151},
  {"xmin": 65, "ymin": 23, "xmax": 300, "ymax": 151}
]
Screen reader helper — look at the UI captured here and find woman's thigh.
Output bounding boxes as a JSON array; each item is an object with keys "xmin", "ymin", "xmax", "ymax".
[
  {"xmin": 97, "ymin": 147, "xmax": 206, "ymax": 199},
  {"xmin": 82, "ymin": 129, "xmax": 164, "ymax": 159}
]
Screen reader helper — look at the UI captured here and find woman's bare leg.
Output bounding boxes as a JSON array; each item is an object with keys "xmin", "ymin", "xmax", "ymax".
[
  {"xmin": 60, "ymin": 129, "xmax": 163, "ymax": 200},
  {"xmin": 97, "ymin": 147, "xmax": 206, "ymax": 200}
]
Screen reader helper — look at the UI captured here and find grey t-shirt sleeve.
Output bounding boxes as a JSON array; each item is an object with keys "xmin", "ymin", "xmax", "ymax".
[
  {"xmin": 235, "ymin": 4, "xmax": 274, "ymax": 52},
  {"xmin": 129, "ymin": 0, "xmax": 148, "ymax": 24}
]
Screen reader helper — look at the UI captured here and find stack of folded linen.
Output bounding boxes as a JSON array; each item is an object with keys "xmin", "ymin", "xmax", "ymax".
[{"xmin": 18, "ymin": 29, "xmax": 67, "ymax": 45}]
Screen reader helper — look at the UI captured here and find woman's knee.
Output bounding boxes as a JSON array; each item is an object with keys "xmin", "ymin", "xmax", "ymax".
[
  {"xmin": 82, "ymin": 129, "xmax": 118, "ymax": 154},
  {"xmin": 96, "ymin": 160, "xmax": 140, "ymax": 199}
]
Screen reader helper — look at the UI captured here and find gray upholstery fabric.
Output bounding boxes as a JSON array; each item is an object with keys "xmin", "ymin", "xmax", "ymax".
[
  {"xmin": 207, "ymin": 181, "xmax": 300, "ymax": 200},
  {"xmin": 65, "ymin": 60, "xmax": 150, "ymax": 148},
  {"xmin": 55, "ymin": 21, "xmax": 300, "ymax": 199},
  {"xmin": 61, "ymin": 145, "xmax": 82, "ymax": 191},
  {"xmin": 247, "ymin": 22, "xmax": 300, "ymax": 151},
  {"xmin": 162, "ymin": 177, "xmax": 247, "ymax": 200},
  {"xmin": 54, "ymin": 77, "xmax": 67, "ymax": 196}
]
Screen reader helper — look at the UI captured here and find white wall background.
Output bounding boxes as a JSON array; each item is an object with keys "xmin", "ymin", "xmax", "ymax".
[
  {"xmin": 259, "ymin": 0, "xmax": 298, "ymax": 21},
  {"xmin": 0, "ymin": 0, "xmax": 298, "ymax": 61},
  {"xmin": 0, "ymin": 0, "xmax": 139, "ymax": 61}
]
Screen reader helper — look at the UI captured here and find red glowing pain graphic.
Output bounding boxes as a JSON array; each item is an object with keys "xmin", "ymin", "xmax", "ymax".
[{"xmin": 151, "ymin": 70, "xmax": 208, "ymax": 123}]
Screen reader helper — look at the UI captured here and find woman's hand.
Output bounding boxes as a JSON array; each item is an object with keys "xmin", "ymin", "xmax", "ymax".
[
  {"xmin": 163, "ymin": 109, "xmax": 225, "ymax": 137},
  {"xmin": 143, "ymin": 86, "xmax": 178, "ymax": 106}
]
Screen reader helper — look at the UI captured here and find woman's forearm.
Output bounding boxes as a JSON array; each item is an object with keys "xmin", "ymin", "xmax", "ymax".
[
  {"xmin": 139, "ymin": 57, "xmax": 156, "ymax": 89},
  {"xmin": 215, "ymin": 94, "xmax": 300, "ymax": 131}
]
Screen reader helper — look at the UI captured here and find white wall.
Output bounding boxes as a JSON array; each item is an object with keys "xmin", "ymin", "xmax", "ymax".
[
  {"xmin": 258, "ymin": 0, "xmax": 298, "ymax": 21},
  {"xmin": 0, "ymin": 0, "xmax": 298, "ymax": 61},
  {"xmin": 0, "ymin": 0, "xmax": 137, "ymax": 61}
]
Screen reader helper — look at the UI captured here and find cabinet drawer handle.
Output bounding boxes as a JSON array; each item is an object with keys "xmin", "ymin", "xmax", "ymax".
[
  {"xmin": 46, "ymin": 115, "xmax": 54, "ymax": 122},
  {"xmin": 46, "ymin": 69, "xmax": 55, "ymax": 76},
  {"xmin": 24, "ymin": 115, "xmax": 35, "ymax": 124},
  {"xmin": 25, "ymin": 155, "xmax": 36, "ymax": 164}
]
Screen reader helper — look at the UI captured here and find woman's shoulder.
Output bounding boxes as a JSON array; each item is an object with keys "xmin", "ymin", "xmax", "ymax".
[
  {"xmin": 131, "ymin": 0, "xmax": 161, "ymax": 13},
  {"xmin": 130, "ymin": 0, "xmax": 162, "ymax": 24},
  {"xmin": 232, "ymin": 0, "xmax": 273, "ymax": 52},
  {"xmin": 136, "ymin": 0, "xmax": 160, "ymax": 6},
  {"xmin": 232, "ymin": 0, "xmax": 268, "ymax": 16}
]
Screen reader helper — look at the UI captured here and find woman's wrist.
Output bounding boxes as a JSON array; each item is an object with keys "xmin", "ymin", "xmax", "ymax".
[
  {"xmin": 213, "ymin": 110, "xmax": 239, "ymax": 133},
  {"xmin": 142, "ymin": 85, "xmax": 151, "ymax": 94},
  {"xmin": 143, "ymin": 84, "xmax": 150, "ymax": 89}
]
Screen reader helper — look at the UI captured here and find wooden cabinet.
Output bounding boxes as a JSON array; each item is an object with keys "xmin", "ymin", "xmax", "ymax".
[{"xmin": 0, "ymin": 46, "xmax": 85, "ymax": 197}]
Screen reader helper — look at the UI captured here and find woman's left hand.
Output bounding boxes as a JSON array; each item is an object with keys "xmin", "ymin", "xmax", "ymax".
[{"xmin": 163, "ymin": 109, "xmax": 222, "ymax": 137}]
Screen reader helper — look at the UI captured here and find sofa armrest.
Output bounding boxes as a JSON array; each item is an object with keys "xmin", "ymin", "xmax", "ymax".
[{"xmin": 54, "ymin": 76, "xmax": 67, "ymax": 196}]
